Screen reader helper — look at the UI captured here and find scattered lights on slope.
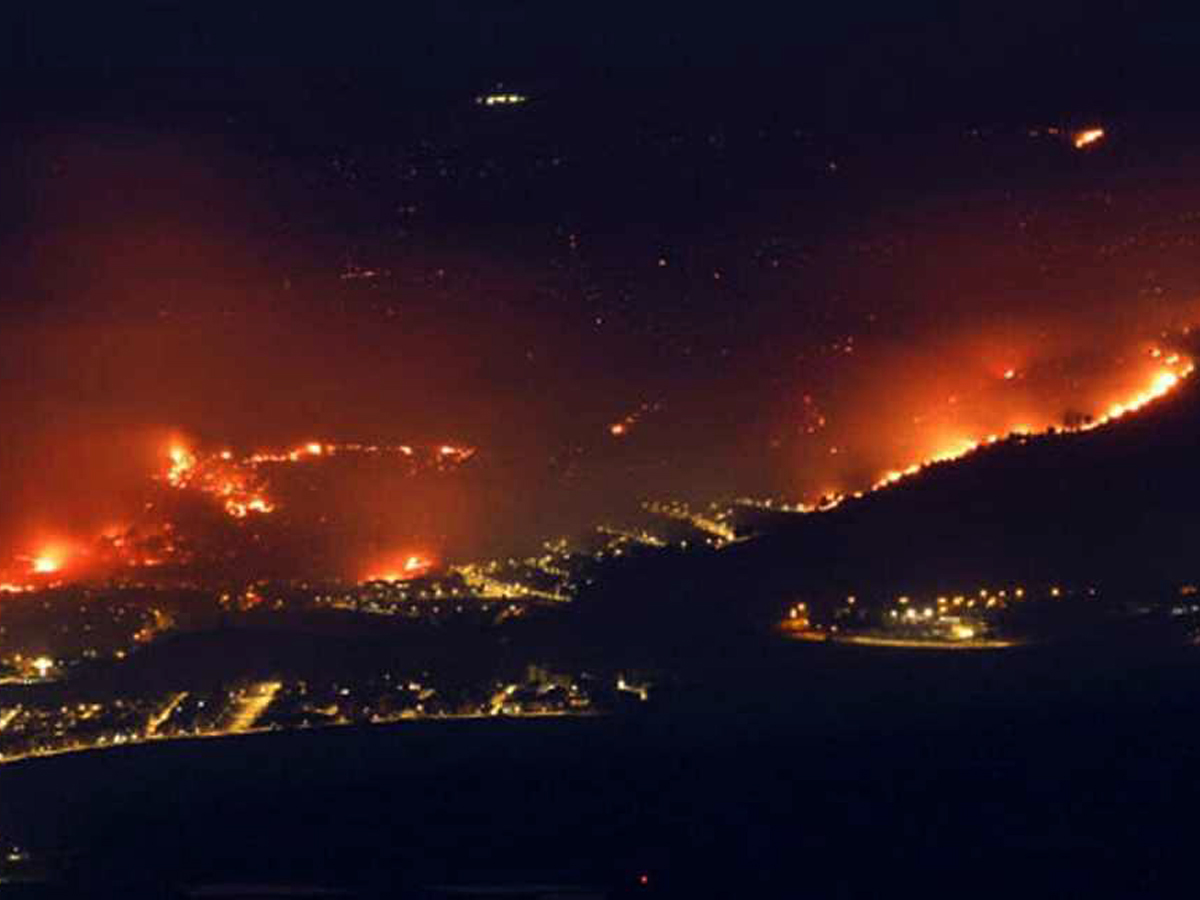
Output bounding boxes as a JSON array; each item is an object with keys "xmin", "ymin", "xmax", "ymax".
[{"xmin": 643, "ymin": 500, "xmax": 738, "ymax": 546}]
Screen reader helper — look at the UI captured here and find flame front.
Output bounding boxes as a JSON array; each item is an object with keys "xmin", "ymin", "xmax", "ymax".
[
  {"xmin": 161, "ymin": 440, "xmax": 476, "ymax": 520},
  {"xmin": 801, "ymin": 354, "xmax": 1196, "ymax": 514}
]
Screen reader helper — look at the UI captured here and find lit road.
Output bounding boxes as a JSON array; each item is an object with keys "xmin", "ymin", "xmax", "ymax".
[
  {"xmin": 784, "ymin": 632, "xmax": 1021, "ymax": 650},
  {"xmin": 226, "ymin": 681, "xmax": 282, "ymax": 733},
  {"xmin": 0, "ymin": 705, "xmax": 597, "ymax": 768},
  {"xmin": 145, "ymin": 692, "xmax": 188, "ymax": 737}
]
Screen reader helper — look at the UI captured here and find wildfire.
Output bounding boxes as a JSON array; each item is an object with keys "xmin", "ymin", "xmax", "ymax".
[
  {"xmin": 162, "ymin": 439, "xmax": 477, "ymax": 520},
  {"xmin": 15, "ymin": 543, "xmax": 74, "ymax": 578},
  {"xmin": 365, "ymin": 553, "xmax": 434, "ymax": 582},
  {"xmin": 31, "ymin": 554, "xmax": 61, "ymax": 574},
  {"xmin": 803, "ymin": 354, "xmax": 1197, "ymax": 513},
  {"xmin": 224, "ymin": 497, "xmax": 275, "ymax": 518},
  {"xmin": 436, "ymin": 444, "xmax": 475, "ymax": 462},
  {"xmin": 1072, "ymin": 127, "xmax": 1105, "ymax": 149},
  {"xmin": 167, "ymin": 445, "xmax": 196, "ymax": 487}
]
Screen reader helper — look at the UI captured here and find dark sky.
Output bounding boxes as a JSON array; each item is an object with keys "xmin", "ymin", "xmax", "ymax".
[{"xmin": 2, "ymin": 4, "xmax": 1194, "ymax": 122}]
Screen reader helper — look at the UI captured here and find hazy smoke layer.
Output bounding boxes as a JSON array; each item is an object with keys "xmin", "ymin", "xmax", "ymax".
[{"xmin": 3, "ymin": 119, "xmax": 1199, "ymax": 569}]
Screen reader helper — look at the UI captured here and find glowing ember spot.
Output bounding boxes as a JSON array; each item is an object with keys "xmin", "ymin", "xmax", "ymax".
[
  {"xmin": 305, "ymin": 442, "xmax": 323, "ymax": 455},
  {"xmin": 367, "ymin": 553, "xmax": 433, "ymax": 583},
  {"xmin": 30, "ymin": 549, "xmax": 64, "ymax": 574},
  {"xmin": 1003, "ymin": 368, "xmax": 1017, "ymax": 380},
  {"xmin": 226, "ymin": 497, "xmax": 273, "ymax": 517},
  {"xmin": 166, "ymin": 445, "xmax": 196, "ymax": 487},
  {"xmin": 1073, "ymin": 127, "xmax": 1105, "ymax": 149},
  {"xmin": 610, "ymin": 422, "xmax": 628, "ymax": 436}
]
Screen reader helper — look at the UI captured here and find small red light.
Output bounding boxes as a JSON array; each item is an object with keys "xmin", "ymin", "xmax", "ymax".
[{"xmin": 638, "ymin": 873, "xmax": 649, "ymax": 886}]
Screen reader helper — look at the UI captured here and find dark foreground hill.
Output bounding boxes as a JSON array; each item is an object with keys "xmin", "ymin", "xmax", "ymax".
[{"xmin": 1, "ymin": 637, "xmax": 1199, "ymax": 899}]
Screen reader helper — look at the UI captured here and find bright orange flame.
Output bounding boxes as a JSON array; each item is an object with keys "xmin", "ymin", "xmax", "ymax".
[
  {"xmin": 32, "ymin": 556, "xmax": 59, "ymax": 574},
  {"xmin": 837, "ymin": 357, "xmax": 1196, "ymax": 506},
  {"xmin": 365, "ymin": 553, "xmax": 434, "ymax": 582},
  {"xmin": 164, "ymin": 439, "xmax": 476, "ymax": 520},
  {"xmin": 610, "ymin": 422, "xmax": 628, "ymax": 436},
  {"xmin": 166, "ymin": 445, "xmax": 196, "ymax": 487},
  {"xmin": 29, "ymin": 545, "xmax": 67, "ymax": 575},
  {"xmin": 1073, "ymin": 127, "xmax": 1105, "ymax": 149},
  {"xmin": 1152, "ymin": 371, "xmax": 1179, "ymax": 394}
]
